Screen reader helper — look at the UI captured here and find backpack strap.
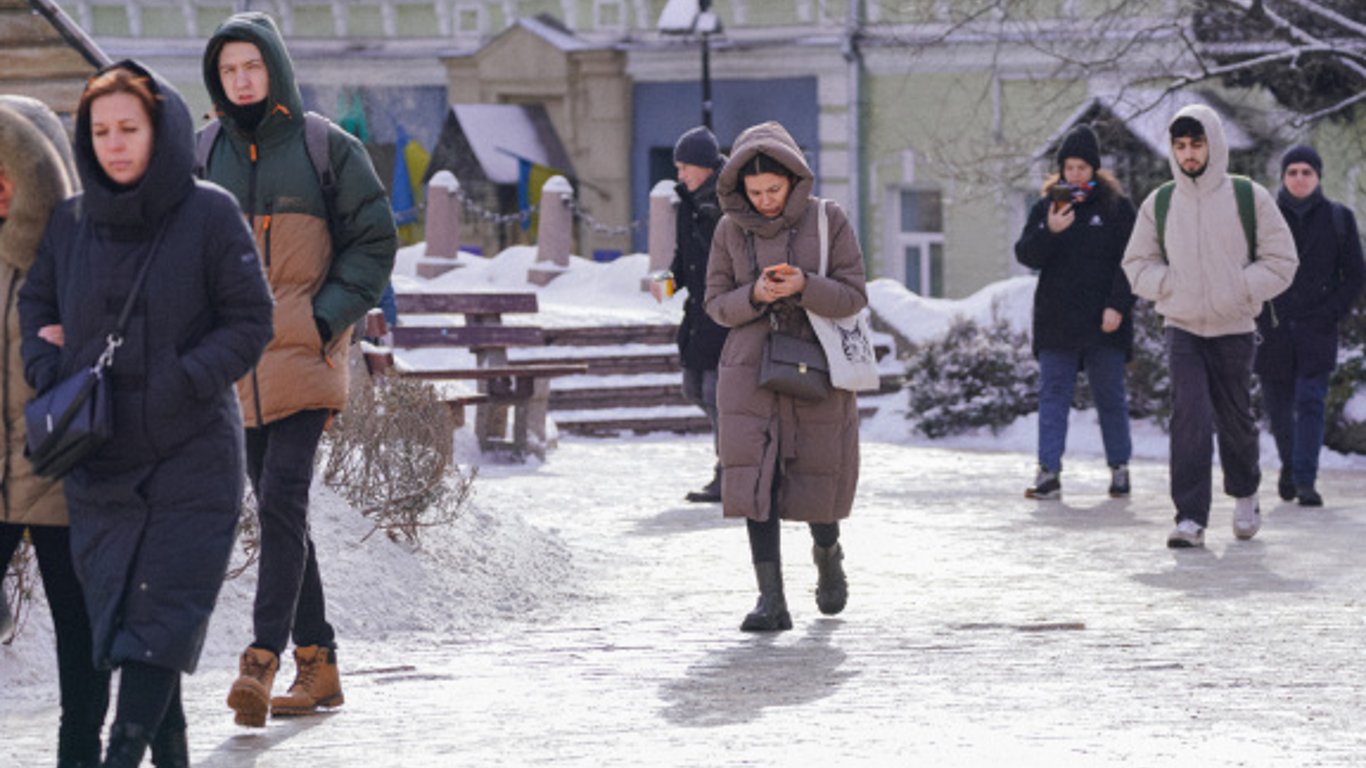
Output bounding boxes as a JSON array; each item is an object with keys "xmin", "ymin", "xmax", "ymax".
[
  {"xmin": 1231, "ymin": 175, "xmax": 1256, "ymax": 262},
  {"xmin": 1331, "ymin": 201, "xmax": 1350, "ymax": 252},
  {"xmin": 193, "ymin": 119, "xmax": 222, "ymax": 180},
  {"xmin": 816, "ymin": 198, "xmax": 829, "ymax": 277},
  {"xmin": 1155, "ymin": 177, "xmax": 1258, "ymax": 264},
  {"xmin": 1154, "ymin": 181, "xmax": 1175, "ymax": 263},
  {"xmin": 303, "ymin": 112, "xmax": 340, "ymax": 235}
]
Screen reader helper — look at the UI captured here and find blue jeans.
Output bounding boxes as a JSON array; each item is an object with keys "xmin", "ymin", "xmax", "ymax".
[
  {"xmin": 1260, "ymin": 372, "xmax": 1330, "ymax": 489},
  {"xmin": 1036, "ymin": 345, "xmax": 1132, "ymax": 472}
]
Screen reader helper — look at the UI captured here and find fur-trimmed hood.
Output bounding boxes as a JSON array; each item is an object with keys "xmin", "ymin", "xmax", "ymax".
[{"xmin": 0, "ymin": 97, "xmax": 77, "ymax": 271}]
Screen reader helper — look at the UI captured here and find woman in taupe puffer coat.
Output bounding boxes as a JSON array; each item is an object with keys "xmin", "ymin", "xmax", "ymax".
[
  {"xmin": 0, "ymin": 95, "xmax": 111, "ymax": 767},
  {"xmin": 705, "ymin": 121, "xmax": 866, "ymax": 632}
]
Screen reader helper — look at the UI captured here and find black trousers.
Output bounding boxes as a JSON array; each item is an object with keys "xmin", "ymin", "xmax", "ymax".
[
  {"xmin": 1165, "ymin": 328, "xmax": 1261, "ymax": 526},
  {"xmin": 1, "ymin": 522, "xmax": 110, "ymax": 763},
  {"xmin": 245, "ymin": 408, "xmax": 336, "ymax": 655}
]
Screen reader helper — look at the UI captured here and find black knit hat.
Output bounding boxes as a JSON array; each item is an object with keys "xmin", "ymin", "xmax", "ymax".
[
  {"xmin": 1281, "ymin": 144, "xmax": 1323, "ymax": 177},
  {"xmin": 673, "ymin": 126, "xmax": 721, "ymax": 169},
  {"xmin": 1057, "ymin": 125, "xmax": 1101, "ymax": 172}
]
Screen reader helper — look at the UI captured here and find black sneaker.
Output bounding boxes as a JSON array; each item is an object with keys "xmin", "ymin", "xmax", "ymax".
[
  {"xmin": 1108, "ymin": 465, "xmax": 1130, "ymax": 498},
  {"xmin": 1025, "ymin": 467, "xmax": 1060, "ymax": 500},
  {"xmin": 1277, "ymin": 467, "xmax": 1295, "ymax": 501},
  {"xmin": 1297, "ymin": 486, "xmax": 1323, "ymax": 507}
]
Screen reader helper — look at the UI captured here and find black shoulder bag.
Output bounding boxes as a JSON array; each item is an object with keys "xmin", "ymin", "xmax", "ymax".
[
  {"xmin": 749, "ymin": 231, "xmax": 830, "ymax": 402},
  {"xmin": 25, "ymin": 228, "xmax": 162, "ymax": 479}
]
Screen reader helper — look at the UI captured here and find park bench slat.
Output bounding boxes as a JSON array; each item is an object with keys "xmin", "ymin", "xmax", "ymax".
[
  {"xmin": 392, "ymin": 325, "xmax": 545, "ymax": 349},
  {"xmin": 395, "ymin": 292, "xmax": 539, "ymax": 315}
]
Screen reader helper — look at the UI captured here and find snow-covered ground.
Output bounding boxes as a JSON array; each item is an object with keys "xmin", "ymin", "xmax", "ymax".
[{"xmin": 5, "ymin": 243, "xmax": 1365, "ymax": 713}]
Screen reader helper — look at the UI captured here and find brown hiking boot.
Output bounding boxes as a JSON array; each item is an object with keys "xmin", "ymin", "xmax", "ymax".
[
  {"xmin": 270, "ymin": 645, "xmax": 345, "ymax": 716},
  {"xmin": 227, "ymin": 647, "xmax": 278, "ymax": 728}
]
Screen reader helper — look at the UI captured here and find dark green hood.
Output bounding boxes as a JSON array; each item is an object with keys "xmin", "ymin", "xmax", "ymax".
[{"xmin": 202, "ymin": 12, "xmax": 303, "ymax": 140}]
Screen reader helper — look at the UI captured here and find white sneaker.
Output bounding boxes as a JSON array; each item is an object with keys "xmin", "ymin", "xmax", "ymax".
[
  {"xmin": 1233, "ymin": 496, "xmax": 1261, "ymax": 541},
  {"xmin": 1167, "ymin": 519, "xmax": 1205, "ymax": 549}
]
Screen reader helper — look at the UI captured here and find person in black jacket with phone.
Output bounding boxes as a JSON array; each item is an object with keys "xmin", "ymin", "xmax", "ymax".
[{"xmin": 1015, "ymin": 125, "xmax": 1137, "ymax": 501}]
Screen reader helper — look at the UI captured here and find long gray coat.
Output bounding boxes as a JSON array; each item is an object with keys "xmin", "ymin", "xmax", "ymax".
[{"xmin": 704, "ymin": 121, "xmax": 865, "ymax": 523}]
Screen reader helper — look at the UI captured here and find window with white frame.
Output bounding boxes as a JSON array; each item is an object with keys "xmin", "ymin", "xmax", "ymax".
[{"xmin": 891, "ymin": 189, "xmax": 945, "ymax": 297}]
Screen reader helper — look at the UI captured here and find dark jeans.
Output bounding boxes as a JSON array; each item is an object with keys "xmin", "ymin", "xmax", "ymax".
[
  {"xmin": 1166, "ymin": 328, "xmax": 1260, "ymax": 527},
  {"xmin": 1261, "ymin": 372, "xmax": 1330, "ymax": 489},
  {"xmin": 245, "ymin": 409, "xmax": 336, "ymax": 655},
  {"xmin": 681, "ymin": 366, "xmax": 720, "ymax": 473},
  {"xmin": 1, "ymin": 523, "xmax": 110, "ymax": 763}
]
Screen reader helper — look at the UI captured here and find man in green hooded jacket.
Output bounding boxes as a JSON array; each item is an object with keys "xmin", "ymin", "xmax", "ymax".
[{"xmin": 199, "ymin": 12, "xmax": 397, "ymax": 727}]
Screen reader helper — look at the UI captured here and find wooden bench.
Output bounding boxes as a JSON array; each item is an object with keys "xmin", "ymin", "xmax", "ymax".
[{"xmin": 362, "ymin": 292, "xmax": 588, "ymax": 459}]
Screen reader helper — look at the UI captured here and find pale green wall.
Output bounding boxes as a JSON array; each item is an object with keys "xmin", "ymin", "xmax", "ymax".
[{"xmin": 863, "ymin": 69, "xmax": 1088, "ymax": 296}]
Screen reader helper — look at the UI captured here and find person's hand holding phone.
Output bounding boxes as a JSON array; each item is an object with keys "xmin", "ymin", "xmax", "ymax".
[
  {"xmin": 1045, "ymin": 188, "xmax": 1074, "ymax": 234},
  {"xmin": 762, "ymin": 264, "xmax": 805, "ymax": 300}
]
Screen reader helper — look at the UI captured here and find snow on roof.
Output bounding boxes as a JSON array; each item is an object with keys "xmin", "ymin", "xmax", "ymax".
[
  {"xmin": 516, "ymin": 14, "xmax": 593, "ymax": 52},
  {"xmin": 1037, "ymin": 89, "xmax": 1256, "ymax": 162},
  {"xmin": 450, "ymin": 104, "xmax": 574, "ymax": 185}
]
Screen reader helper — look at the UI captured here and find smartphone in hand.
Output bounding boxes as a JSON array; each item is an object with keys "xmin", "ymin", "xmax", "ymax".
[{"xmin": 763, "ymin": 264, "xmax": 797, "ymax": 283}]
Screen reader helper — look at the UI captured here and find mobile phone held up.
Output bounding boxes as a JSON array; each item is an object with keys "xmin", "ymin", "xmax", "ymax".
[
  {"xmin": 763, "ymin": 264, "xmax": 797, "ymax": 283},
  {"xmin": 1049, "ymin": 184, "xmax": 1073, "ymax": 212}
]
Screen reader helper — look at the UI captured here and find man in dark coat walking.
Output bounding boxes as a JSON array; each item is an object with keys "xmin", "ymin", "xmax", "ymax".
[
  {"xmin": 653, "ymin": 126, "xmax": 728, "ymax": 502},
  {"xmin": 1255, "ymin": 145, "xmax": 1365, "ymax": 507}
]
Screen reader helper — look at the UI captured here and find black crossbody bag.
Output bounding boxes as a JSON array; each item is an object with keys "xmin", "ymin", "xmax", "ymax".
[{"xmin": 25, "ymin": 227, "xmax": 162, "ymax": 478}]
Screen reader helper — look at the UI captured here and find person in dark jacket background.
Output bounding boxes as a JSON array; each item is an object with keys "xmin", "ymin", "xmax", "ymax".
[
  {"xmin": 652, "ymin": 126, "xmax": 729, "ymax": 502},
  {"xmin": 18, "ymin": 61, "xmax": 273, "ymax": 767},
  {"xmin": 1255, "ymin": 145, "xmax": 1365, "ymax": 507},
  {"xmin": 200, "ymin": 12, "xmax": 397, "ymax": 726},
  {"xmin": 0, "ymin": 94, "xmax": 111, "ymax": 768},
  {"xmin": 1014, "ymin": 125, "xmax": 1137, "ymax": 501}
]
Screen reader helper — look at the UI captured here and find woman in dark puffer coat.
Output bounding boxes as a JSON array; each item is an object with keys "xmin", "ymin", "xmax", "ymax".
[{"xmin": 19, "ymin": 61, "xmax": 273, "ymax": 767}]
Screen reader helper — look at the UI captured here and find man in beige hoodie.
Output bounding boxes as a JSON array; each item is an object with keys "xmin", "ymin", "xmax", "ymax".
[{"xmin": 1123, "ymin": 105, "xmax": 1297, "ymax": 549}]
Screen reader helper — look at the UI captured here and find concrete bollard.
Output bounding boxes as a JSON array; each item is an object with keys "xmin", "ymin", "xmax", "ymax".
[
  {"xmin": 419, "ymin": 170, "xmax": 462, "ymax": 278},
  {"xmin": 644, "ymin": 179, "xmax": 679, "ymax": 292},
  {"xmin": 528, "ymin": 174, "xmax": 574, "ymax": 286}
]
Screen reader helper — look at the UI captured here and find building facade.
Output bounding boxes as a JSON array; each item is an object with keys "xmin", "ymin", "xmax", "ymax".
[{"xmin": 30, "ymin": 0, "xmax": 1365, "ymax": 297}]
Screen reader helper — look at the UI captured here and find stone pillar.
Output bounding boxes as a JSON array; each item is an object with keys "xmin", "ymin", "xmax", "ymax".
[
  {"xmin": 528, "ymin": 175, "xmax": 574, "ymax": 286},
  {"xmin": 643, "ymin": 179, "xmax": 679, "ymax": 291},
  {"xmin": 419, "ymin": 170, "xmax": 462, "ymax": 278}
]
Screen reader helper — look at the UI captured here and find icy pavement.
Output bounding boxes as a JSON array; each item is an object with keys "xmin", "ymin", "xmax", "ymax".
[{"xmin": 5, "ymin": 436, "xmax": 1366, "ymax": 767}]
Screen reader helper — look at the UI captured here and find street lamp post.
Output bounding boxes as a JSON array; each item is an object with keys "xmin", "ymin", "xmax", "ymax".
[
  {"xmin": 699, "ymin": 0, "xmax": 713, "ymax": 130},
  {"xmin": 659, "ymin": 0, "xmax": 723, "ymax": 131}
]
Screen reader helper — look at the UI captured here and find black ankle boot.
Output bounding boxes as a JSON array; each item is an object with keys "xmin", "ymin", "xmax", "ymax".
[
  {"xmin": 56, "ymin": 719, "xmax": 102, "ymax": 768},
  {"xmin": 812, "ymin": 543, "xmax": 848, "ymax": 616},
  {"xmin": 150, "ymin": 724, "xmax": 189, "ymax": 768},
  {"xmin": 102, "ymin": 723, "xmax": 150, "ymax": 768},
  {"xmin": 740, "ymin": 561, "xmax": 791, "ymax": 632}
]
